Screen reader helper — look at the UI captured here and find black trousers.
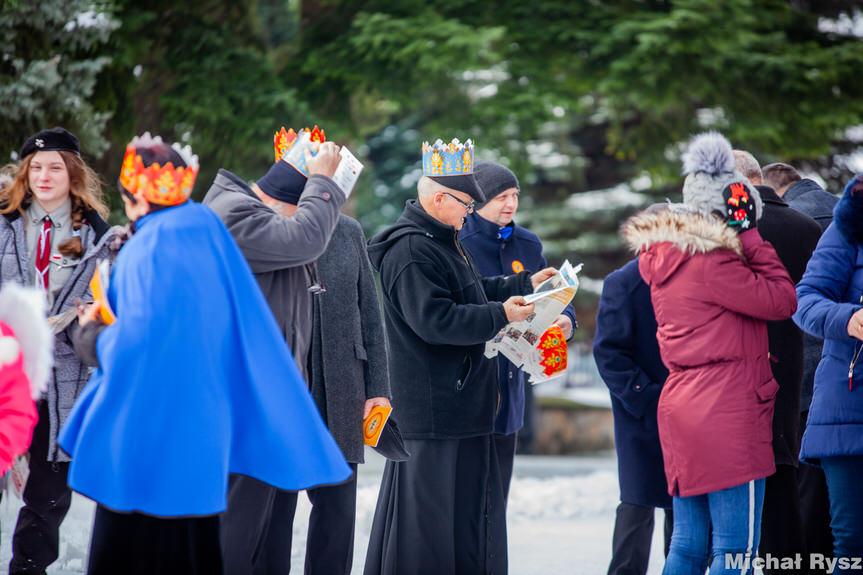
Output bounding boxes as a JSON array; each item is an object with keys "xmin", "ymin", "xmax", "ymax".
[
  {"xmin": 494, "ymin": 432, "xmax": 517, "ymax": 504},
  {"xmin": 798, "ymin": 411, "xmax": 833, "ymax": 559},
  {"xmin": 364, "ymin": 436, "xmax": 507, "ymax": 575},
  {"xmin": 759, "ymin": 464, "xmax": 806, "ymax": 574},
  {"xmin": 10, "ymin": 401, "xmax": 72, "ymax": 575},
  {"xmin": 607, "ymin": 502, "xmax": 673, "ymax": 575},
  {"xmin": 221, "ymin": 465, "xmax": 358, "ymax": 575},
  {"xmin": 87, "ymin": 505, "xmax": 222, "ymax": 575}
]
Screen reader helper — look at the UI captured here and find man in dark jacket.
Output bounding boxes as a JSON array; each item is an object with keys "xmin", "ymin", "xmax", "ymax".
[
  {"xmin": 737, "ymin": 152, "xmax": 822, "ymax": 572},
  {"xmin": 594, "ymin": 255, "xmax": 672, "ymax": 575},
  {"xmin": 762, "ymin": 161, "xmax": 836, "ymax": 559},
  {"xmin": 203, "ymin": 135, "xmax": 346, "ymax": 575},
  {"xmin": 460, "ymin": 160, "xmax": 577, "ymax": 501},
  {"xmin": 364, "ymin": 139, "xmax": 552, "ymax": 575}
]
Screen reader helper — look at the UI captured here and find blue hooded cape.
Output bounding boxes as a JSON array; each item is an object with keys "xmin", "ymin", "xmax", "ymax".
[{"xmin": 59, "ymin": 201, "xmax": 351, "ymax": 516}]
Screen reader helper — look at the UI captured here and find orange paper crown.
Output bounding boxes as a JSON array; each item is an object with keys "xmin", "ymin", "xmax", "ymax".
[
  {"xmin": 119, "ymin": 133, "xmax": 200, "ymax": 206},
  {"xmin": 273, "ymin": 125, "xmax": 326, "ymax": 162}
]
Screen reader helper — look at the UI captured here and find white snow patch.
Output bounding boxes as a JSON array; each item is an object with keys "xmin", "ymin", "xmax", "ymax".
[
  {"xmin": 566, "ymin": 184, "xmax": 649, "ymax": 212},
  {"xmin": 818, "ymin": 11, "xmax": 863, "ymax": 37}
]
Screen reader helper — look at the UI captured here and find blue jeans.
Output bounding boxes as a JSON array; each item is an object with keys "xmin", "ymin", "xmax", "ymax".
[
  {"xmin": 821, "ymin": 455, "xmax": 863, "ymax": 574},
  {"xmin": 662, "ymin": 479, "xmax": 766, "ymax": 575}
]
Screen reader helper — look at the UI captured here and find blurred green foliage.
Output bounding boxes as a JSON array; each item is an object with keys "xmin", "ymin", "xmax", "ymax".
[{"xmin": 3, "ymin": 0, "xmax": 863, "ymax": 340}]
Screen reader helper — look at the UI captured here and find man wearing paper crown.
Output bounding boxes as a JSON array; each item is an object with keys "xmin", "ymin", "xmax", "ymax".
[
  {"xmin": 460, "ymin": 160, "xmax": 577, "ymax": 503},
  {"xmin": 202, "ymin": 126, "xmax": 351, "ymax": 574},
  {"xmin": 364, "ymin": 138, "xmax": 557, "ymax": 575},
  {"xmin": 59, "ymin": 133, "xmax": 350, "ymax": 574}
]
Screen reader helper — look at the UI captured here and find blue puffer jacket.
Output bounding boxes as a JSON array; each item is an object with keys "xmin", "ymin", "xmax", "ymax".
[{"xmin": 795, "ymin": 176, "xmax": 863, "ymax": 464}]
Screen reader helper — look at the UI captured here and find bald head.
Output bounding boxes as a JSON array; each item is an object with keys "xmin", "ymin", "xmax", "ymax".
[{"xmin": 733, "ymin": 150, "xmax": 762, "ymax": 186}]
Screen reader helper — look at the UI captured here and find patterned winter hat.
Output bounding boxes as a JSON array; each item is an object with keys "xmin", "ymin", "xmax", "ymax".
[{"xmin": 681, "ymin": 132, "xmax": 762, "ymax": 222}]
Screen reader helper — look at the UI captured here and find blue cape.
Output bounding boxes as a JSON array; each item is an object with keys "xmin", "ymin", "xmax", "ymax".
[{"xmin": 59, "ymin": 201, "xmax": 351, "ymax": 516}]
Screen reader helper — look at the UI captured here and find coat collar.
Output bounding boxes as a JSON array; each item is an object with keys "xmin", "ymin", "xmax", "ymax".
[{"xmin": 756, "ymin": 185, "xmax": 787, "ymax": 207}]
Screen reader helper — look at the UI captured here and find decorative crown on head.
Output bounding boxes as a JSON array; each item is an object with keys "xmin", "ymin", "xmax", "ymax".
[
  {"xmin": 422, "ymin": 138, "xmax": 474, "ymax": 177},
  {"xmin": 119, "ymin": 132, "xmax": 199, "ymax": 206},
  {"xmin": 274, "ymin": 125, "xmax": 325, "ymax": 177}
]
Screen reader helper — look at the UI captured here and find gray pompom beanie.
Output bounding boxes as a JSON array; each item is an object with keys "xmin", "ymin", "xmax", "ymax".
[{"xmin": 681, "ymin": 132, "xmax": 762, "ymax": 220}]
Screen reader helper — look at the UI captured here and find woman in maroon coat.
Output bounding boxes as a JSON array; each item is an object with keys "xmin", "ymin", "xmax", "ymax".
[{"xmin": 622, "ymin": 133, "xmax": 797, "ymax": 575}]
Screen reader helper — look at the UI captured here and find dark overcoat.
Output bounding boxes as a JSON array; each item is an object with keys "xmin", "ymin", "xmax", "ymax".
[
  {"xmin": 593, "ymin": 258, "xmax": 671, "ymax": 509},
  {"xmin": 782, "ymin": 179, "xmax": 839, "ymax": 412},
  {"xmin": 310, "ymin": 214, "xmax": 391, "ymax": 464},
  {"xmin": 756, "ymin": 185, "xmax": 822, "ymax": 466}
]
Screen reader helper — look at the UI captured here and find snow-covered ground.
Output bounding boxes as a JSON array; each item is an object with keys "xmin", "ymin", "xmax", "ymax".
[{"xmin": 0, "ymin": 451, "xmax": 667, "ymax": 574}]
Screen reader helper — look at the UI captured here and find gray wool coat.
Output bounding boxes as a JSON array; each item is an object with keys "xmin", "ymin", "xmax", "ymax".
[
  {"xmin": 0, "ymin": 209, "xmax": 118, "ymax": 461},
  {"xmin": 203, "ymin": 169, "xmax": 345, "ymax": 382},
  {"xmin": 310, "ymin": 215, "xmax": 390, "ymax": 463}
]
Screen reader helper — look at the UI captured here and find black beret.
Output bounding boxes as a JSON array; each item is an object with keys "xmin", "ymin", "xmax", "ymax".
[
  {"xmin": 256, "ymin": 160, "xmax": 307, "ymax": 205},
  {"xmin": 428, "ymin": 174, "xmax": 486, "ymax": 203},
  {"xmin": 20, "ymin": 127, "xmax": 81, "ymax": 159}
]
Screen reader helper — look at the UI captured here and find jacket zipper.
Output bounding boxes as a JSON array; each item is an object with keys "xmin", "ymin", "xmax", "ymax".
[
  {"xmin": 850, "ymin": 295, "xmax": 863, "ymax": 391},
  {"xmin": 452, "ymin": 228, "xmax": 500, "ymax": 407}
]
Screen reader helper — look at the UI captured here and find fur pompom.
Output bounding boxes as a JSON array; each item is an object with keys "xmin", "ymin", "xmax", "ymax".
[
  {"xmin": 0, "ymin": 285, "xmax": 53, "ymax": 399},
  {"xmin": 682, "ymin": 132, "xmax": 736, "ymax": 176}
]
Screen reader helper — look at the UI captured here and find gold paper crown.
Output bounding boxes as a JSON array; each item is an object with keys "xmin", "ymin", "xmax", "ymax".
[
  {"xmin": 422, "ymin": 138, "xmax": 473, "ymax": 177},
  {"xmin": 119, "ymin": 133, "xmax": 199, "ymax": 206},
  {"xmin": 273, "ymin": 125, "xmax": 326, "ymax": 162}
]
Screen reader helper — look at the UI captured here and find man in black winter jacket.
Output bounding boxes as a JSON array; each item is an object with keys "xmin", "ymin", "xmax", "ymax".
[
  {"xmin": 736, "ymin": 151, "xmax": 822, "ymax": 574},
  {"xmin": 762, "ymin": 161, "xmax": 837, "ymax": 560},
  {"xmin": 364, "ymin": 139, "xmax": 554, "ymax": 575}
]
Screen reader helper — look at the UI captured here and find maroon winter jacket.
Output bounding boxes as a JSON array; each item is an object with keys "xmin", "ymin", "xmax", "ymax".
[{"xmin": 623, "ymin": 207, "xmax": 797, "ymax": 497}]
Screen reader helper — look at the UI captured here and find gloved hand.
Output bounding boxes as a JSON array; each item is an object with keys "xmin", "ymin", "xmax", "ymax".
[{"xmin": 715, "ymin": 181, "xmax": 757, "ymax": 233}]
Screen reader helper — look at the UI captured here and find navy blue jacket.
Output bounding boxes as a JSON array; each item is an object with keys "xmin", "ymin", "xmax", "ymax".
[
  {"xmin": 784, "ymin": 178, "xmax": 838, "ymax": 411},
  {"xmin": 795, "ymin": 182, "xmax": 863, "ymax": 464},
  {"xmin": 461, "ymin": 212, "xmax": 577, "ymax": 435},
  {"xmin": 593, "ymin": 259, "xmax": 671, "ymax": 509}
]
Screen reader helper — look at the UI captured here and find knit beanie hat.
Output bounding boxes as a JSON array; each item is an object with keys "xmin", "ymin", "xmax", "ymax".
[
  {"xmin": 681, "ymin": 132, "xmax": 762, "ymax": 221},
  {"xmin": 256, "ymin": 160, "xmax": 307, "ymax": 205},
  {"xmin": 474, "ymin": 161, "xmax": 519, "ymax": 205}
]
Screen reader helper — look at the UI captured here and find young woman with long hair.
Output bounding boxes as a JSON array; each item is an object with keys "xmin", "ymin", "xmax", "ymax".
[{"xmin": 0, "ymin": 127, "xmax": 118, "ymax": 574}]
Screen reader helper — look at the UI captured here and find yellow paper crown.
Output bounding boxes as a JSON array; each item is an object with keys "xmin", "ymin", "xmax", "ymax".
[{"xmin": 119, "ymin": 133, "xmax": 200, "ymax": 206}]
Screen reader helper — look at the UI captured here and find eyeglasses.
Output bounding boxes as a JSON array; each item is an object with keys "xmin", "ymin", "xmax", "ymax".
[{"xmin": 442, "ymin": 191, "xmax": 475, "ymax": 213}]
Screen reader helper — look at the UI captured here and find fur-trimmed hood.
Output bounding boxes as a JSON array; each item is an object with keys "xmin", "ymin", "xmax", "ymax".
[
  {"xmin": 833, "ymin": 175, "xmax": 863, "ymax": 244},
  {"xmin": 622, "ymin": 205, "xmax": 743, "ymax": 286},
  {"xmin": 622, "ymin": 204, "xmax": 743, "ymax": 258}
]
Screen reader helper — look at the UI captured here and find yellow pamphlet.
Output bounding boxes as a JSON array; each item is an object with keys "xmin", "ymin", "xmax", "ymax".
[{"xmin": 363, "ymin": 405, "xmax": 392, "ymax": 447}]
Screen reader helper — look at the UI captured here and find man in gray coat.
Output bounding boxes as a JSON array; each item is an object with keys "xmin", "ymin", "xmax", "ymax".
[{"xmin": 203, "ymin": 139, "xmax": 346, "ymax": 574}]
